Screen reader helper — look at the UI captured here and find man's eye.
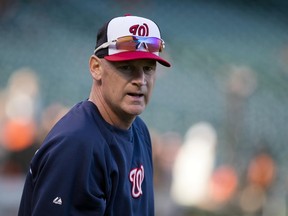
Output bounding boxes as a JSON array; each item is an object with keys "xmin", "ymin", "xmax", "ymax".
[
  {"xmin": 144, "ymin": 66, "xmax": 155, "ymax": 74},
  {"xmin": 118, "ymin": 65, "xmax": 132, "ymax": 72}
]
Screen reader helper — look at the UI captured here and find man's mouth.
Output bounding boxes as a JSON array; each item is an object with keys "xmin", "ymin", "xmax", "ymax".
[{"xmin": 127, "ymin": 93, "xmax": 144, "ymax": 97}]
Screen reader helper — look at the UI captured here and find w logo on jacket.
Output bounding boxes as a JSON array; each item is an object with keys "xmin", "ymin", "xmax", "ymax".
[{"xmin": 129, "ymin": 165, "xmax": 144, "ymax": 198}]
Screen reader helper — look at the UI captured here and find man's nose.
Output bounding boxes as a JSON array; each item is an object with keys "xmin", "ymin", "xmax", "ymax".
[{"xmin": 133, "ymin": 70, "xmax": 147, "ymax": 86}]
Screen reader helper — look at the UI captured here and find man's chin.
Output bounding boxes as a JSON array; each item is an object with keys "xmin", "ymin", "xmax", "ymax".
[{"xmin": 126, "ymin": 105, "xmax": 146, "ymax": 116}]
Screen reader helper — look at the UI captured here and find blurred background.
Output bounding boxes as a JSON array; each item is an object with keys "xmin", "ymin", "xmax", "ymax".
[{"xmin": 0, "ymin": 0, "xmax": 288, "ymax": 215}]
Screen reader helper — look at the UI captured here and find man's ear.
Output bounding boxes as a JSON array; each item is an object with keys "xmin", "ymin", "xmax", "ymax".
[{"xmin": 89, "ymin": 55, "xmax": 102, "ymax": 81}]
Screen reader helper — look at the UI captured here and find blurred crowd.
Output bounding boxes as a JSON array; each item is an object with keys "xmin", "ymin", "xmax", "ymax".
[
  {"xmin": 0, "ymin": 68, "xmax": 70, "ymax": 215},
  {"xmin": 152, "ymin": 124, "xmax": 278, "ymax": 216},
  {"xmin": 0, "ymin": 68, "xmax": 283, "ymax": 215},
  {"xmin": 0, "ymin": 68, "xmax": 69, "ymax": 176}
]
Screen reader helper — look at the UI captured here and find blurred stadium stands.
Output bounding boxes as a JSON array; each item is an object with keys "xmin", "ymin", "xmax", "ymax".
[{"xmin": 0, "ymin": 0, "xmax": 288, "ymax": 215}]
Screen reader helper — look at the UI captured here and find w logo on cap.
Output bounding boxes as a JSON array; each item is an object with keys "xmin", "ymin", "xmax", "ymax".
[{"xmin": 129, "ymin": 23, "xmax": 149, "ymax": 36}]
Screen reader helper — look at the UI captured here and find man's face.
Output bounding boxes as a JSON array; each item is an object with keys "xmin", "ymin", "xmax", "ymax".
[{"xmin": 99, "ymin": 59, "xmax": 157, "ymax": 119}]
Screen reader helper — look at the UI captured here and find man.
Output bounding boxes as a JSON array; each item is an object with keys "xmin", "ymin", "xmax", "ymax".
[{"xmin": 18, "ymin": 15, "xmax": 171, "ymax": 215}]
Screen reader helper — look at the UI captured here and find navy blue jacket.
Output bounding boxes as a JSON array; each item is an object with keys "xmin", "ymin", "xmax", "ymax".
[{"xmin": 18, "ymin": 101, "xmax": 154, "ymax": 215}]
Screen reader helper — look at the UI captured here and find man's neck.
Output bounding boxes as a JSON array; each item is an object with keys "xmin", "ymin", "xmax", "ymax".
[{"xmin": 89, "ymin": 90, "xmax": 134, "ymax": 130}]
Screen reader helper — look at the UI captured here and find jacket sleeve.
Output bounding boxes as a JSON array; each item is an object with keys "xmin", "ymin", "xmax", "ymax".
[{"xmin": 18, "ymin": 134, "xmax": 109, "ymax": 216}]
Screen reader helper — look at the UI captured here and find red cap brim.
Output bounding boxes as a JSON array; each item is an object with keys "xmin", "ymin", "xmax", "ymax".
[{"xmin": 104, "ymin": 51, "xmax": 171, "ymax": 67}]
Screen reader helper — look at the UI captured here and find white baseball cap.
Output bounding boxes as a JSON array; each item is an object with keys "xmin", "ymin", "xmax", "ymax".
[{"xmin": 94, "ymin": 15, "xmax": 171, "ymax": 67}]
